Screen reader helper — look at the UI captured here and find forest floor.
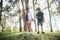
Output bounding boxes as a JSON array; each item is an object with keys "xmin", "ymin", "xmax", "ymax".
[{"xmin": 0, "ymin": 32, "xmax": 60, "ymax": 40}]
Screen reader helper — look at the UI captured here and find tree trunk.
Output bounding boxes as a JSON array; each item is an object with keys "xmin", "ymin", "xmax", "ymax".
[
  {"xmin": 58, "ymin": 2, "xmax": 60, "ymax": 14},
  {"xmin": 33, "ymin": 0, "xmax": 37, "ymax": 32},
  {"xmin": 0, "ymin": 0, "xmax": 3, "ymax": 32},
  {"xmin": 21, "ymin": 0, "xmax": 29, "ymax": 31},
  {"xmin": 16, "ymin": 0, "xmax": 22, "ymax": 32},
  {"xmin": 47, "ymin": 0, "xmax": 53, "ymax": 32},
  {"xmin": 21, "ymin": 0, "xmax": 25, "ymax": 31},
  {"xmin": 19, "ymin": 7, "xmax": 22, "ymax": 32},
  {"xmin": 0, "ymin": 0, "xmax": 2, "ymax": 27},
  {"xmin": 25, "ymin": 0, "xmax": 29, "ymax": 9},
  {"xmin": 19, "ymin": 15, "xmax": 22, "ymax": 32}
]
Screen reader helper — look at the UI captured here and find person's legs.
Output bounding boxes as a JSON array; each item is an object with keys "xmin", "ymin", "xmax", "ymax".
[
  {"xmin": 28, "ymin": 23, "xmax": 31, "ymax": 32},
  {"xmin": 25, "ymin": 22, "xmax": 29, "ymax": 32},
  {"xmin": 25, "ymin": 22, "xmax": 32, "ymax": 34},
  {"xmin": 37, "ymin": 20, "xmax": 40, "ymax": 34},
  {"xmin": 40, "ymin": 22, "xmax": 43, "ymax": 32},
  {"xmin": 26, "ymin": 23, "xmax": 32, "ymax": 34},
  {"xmin": 29, "ymin": 23, "xmax": 32, "ymax": 32},
  {"xmin": 40, "ymin": 22, "xmax": 45, "ymax": 34},
  {"xmin": 37, "ymin": 20, "xmax": 44, "ymax": 34}
]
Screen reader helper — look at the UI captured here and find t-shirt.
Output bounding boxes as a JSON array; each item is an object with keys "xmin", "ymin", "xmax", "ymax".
[
  {"xmin": 26, "ymin": 12, "xmax": 32, "ymax": 23},
  {"xmin": 36, "ymin": 12, "xmax": 44, "ymax": 20}
]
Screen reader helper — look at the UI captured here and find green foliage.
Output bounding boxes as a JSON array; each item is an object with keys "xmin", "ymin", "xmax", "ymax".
[
  {"xmin": 3, "ymin": 6, "xmax": 10, "ymax": 12},
  {"xmin": 3, "ymin": 27, "xmax": 11, "ymax": 32},
  {"xmin": 17, "ymin": 9, "xmax": 21, "ymax": 13},
  {"xmin": 3, "ymin": 22, "xmax": 11, "ymax": 32},
  {"xmin": 50, "ymin": 10, "xmax": 55, "ymax": 16},
  {"xmin": 13, "ymin": 26, "xmax": 19, "ymax": 32},
  {"xmin": 57, "ymin": 7, "xmax": 60, "ymax": 15},
  {"xmin": 49, "ymin": 0, "xmax": 54, "ymax": 6},
  {"xmin": 15, "ymin": 0, "xmax": 19, "ymax": 3}
]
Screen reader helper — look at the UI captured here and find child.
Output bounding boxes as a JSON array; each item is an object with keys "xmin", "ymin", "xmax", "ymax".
[
  {"xmin": 25, "ymin": 8, "xmax": 33, "ymax": 34},
  {"xmin": 36, "ymin": 7, "xmax": 45, "ymax": 34}
]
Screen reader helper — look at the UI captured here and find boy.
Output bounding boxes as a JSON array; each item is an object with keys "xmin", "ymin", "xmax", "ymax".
[
  {"xmin": 25, "ymin": 8, "xmax": 33, "ymax": 34},
  {"xmin": 36, "ymin": 7, "xmax": 45, "ymax": 34}
]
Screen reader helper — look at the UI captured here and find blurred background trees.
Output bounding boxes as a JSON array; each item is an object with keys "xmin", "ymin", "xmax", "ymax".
[{"xmin": 0, "ymin": 0, "xmax": 60, "ymax": 32}]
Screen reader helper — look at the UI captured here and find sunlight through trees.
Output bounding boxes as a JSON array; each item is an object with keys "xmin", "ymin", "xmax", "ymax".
[{"xmin": 0, "ymin": 0, "xmax": 60, "ymax": 32}]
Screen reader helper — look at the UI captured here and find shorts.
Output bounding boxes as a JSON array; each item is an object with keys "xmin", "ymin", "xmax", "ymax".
[{"xmin": 37, "ymin": 19, "xmax": 43, "ymax": 26}]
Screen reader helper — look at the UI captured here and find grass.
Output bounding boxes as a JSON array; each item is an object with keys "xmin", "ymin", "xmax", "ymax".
[
  {"xmin": 0, "ymin": 32, "xmax": 60, "ymax": 40},
  {"xmin": 0, "ymin": 32, "xmax": 25, "ymax": 37}
]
